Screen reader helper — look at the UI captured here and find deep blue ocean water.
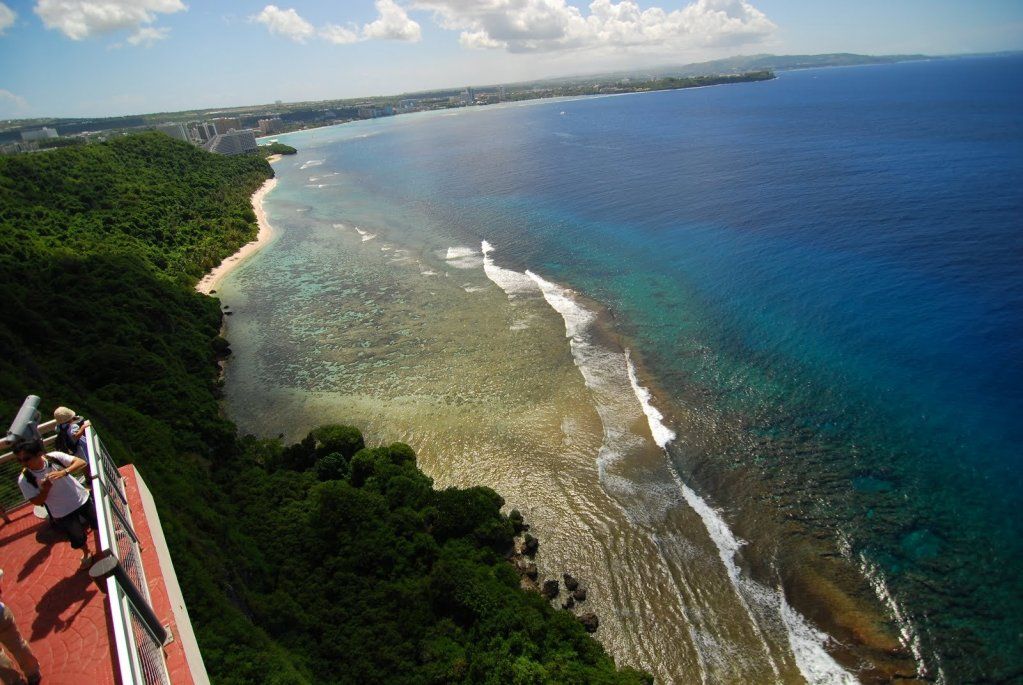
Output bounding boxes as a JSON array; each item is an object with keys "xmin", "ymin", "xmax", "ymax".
[{"xmin": 274, "ymin": 55, "xmax": 1023, "ymax": 679}]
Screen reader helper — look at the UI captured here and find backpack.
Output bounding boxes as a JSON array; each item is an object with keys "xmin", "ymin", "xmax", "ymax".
[{"xmin": 54, "ymin": 423, "xmax": 80, "ymax": 456}]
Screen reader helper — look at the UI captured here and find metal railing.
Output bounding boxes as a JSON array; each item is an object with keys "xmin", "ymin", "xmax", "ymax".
[{"xmin": 86, "ymin": 426, "xmax": 172, "ymax": 685}]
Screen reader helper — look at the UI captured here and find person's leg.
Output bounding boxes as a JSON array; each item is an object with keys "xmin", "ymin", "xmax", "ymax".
[
  {"xmin": 53, "ymin": 512, "xmax": 91, "ymax": 563},
  {"xmin": 0, "ymin": 648, "xmax": 24, "ymax": 685},
  {"xmin": 81, "ymin": 495, "xmax": 99, "ymax": 531},
  {"xmin": 0, "ymin": 605, "xmax": 40, "ymax": 683}
]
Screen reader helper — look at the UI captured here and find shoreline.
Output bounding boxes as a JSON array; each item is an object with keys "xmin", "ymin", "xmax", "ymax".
[{"xmin": 196, "ymin": 176, "xmax": 278, "ymax": 295}]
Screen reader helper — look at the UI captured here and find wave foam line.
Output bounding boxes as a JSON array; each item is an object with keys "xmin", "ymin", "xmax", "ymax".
[
  {"xmin": 353, "ymin": 227, "xmax": 376, "ymax": 242},
  {"xmin": 620, "ymin": 315, "xmax": 858, "ymax": 682},
  {"xmin": 528, "ymin": 266, "xmax": 857, "ymax": 684},
  {"xmin": 778, "ymin": 594, "xmax": 859, "ymax": 685},
  {"xmin": 299, "ymin": 159, "xmax": 324, "ymax": 169},
  {"xmin": 481, "ymin": 240, "xmax": 539, "ymax": 296},
  {"xmin": 625, "ymin": 351, "xmax": 676, "ymax": 448},
  {"xmin": 444, "ymin": 246, "xmax": 484, "ymax": 269},
  {"xmin": 849, "ymin": 540, "xmax": 940, "ymax": 683},
  {"xmin": 524, "ymin": 270, "xmax": 595, "ymax": 339}
]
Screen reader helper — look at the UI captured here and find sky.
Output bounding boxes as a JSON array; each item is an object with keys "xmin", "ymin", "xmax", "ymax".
[{"xmin": 0, "ymin": 0, "xmax": 1021, "ymax": 119}]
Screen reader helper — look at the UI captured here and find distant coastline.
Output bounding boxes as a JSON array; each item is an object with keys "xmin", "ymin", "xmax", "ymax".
[{"xmin": 196, "ymin": 174, "xmax": 278, "ymax": 295}]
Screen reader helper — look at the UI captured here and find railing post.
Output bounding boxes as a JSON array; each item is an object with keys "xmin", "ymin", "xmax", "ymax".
[{"xmin": 90, "ymin": 556, "xmax": 170, "ymax": 646}]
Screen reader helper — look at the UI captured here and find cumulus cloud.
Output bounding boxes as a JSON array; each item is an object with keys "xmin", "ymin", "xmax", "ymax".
[
  {"xmin": 0, "ymin": 89, "xmax": 29, "ymax": 117},
  {"xmin": 320, "ymin": 22, "xmax": 359, "ymax": 44},
  {"xmin": 34, "ymin": 0, "xmax": 185, "ymax": 41},
  {"xmin": 362, "ymin": 0, "xmax": 421, "ymax": 41},
  {"xmin": 255, "ymin": 1, "xmax": 420, "ymax": 44},
  {"xmin": 127, "ymin": 25, "xmax": 169, "ymax": 46},
  {"xmin": 414, "ymin": 0, "xmax": 775, "ymax": 53},
  {"xmin": 254, "ymin": 4, "xmax": 315, "ymax": 42},
  {"xmin": 0, "ymin": 2, "xmax": 15, "ymax": 36}
]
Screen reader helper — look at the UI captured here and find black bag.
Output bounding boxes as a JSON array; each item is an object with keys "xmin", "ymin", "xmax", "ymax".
[{"xmin": 54, "ymin": 422, "xmax": 82, "ymax": 455}]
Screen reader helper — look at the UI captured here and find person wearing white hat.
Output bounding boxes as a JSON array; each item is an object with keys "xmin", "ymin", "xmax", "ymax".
[{"xmin": 53, "ymin": 406, "xmax": 89, "ymax": 458}]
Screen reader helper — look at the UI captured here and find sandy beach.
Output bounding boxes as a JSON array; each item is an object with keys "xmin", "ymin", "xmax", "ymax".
[{"xmin": 196, "ymin": 176, "xmax": 278, "ymax": 295}]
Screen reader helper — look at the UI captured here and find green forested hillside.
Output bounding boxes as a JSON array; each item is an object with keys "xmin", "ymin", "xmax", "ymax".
[{"xmin": 0, "ymin": 133, "xmax": 649, "ymax": 684}]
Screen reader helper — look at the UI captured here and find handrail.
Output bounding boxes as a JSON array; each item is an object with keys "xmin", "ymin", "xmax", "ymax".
[{"xmin": 85, "ymin": 426, "xmax": 172, "ymax": 685}]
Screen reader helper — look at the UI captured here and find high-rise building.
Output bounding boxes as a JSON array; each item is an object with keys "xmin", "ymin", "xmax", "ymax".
[
  {"xmin": 21, "ymin": 127, "xmax": 58, "ymax": 141},
  {"xmin": 190, "ymin": 121, "xmax": 217, "ymax": 142},
  {"xmin": 257, "ymin": 118, "xmax": 282, "ymax": 135},
  {"xmin": 212, "ymin": 117, "xmax": 241, "ymax": 133},
  {"xmin": 154, "ymin": 122, "xmax": 189, "ymax": 142},
  {"xmin": 204, "ymin": 129, "xmax": 258, "ymax": 156}
]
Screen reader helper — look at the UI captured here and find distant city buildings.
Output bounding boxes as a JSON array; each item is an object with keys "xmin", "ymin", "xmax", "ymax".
[
  {"xmin": 146, "ymin": 117, "xmax": 263, "ymax": 156},
  {"xmin": 257, "ymin": 117, "xmax": 283, "ymax": 135},
  {"xmin": 211, "ymin": 117, "xmax": 241, "ymax": 133},
  {"xmin": 189, "ymin": 121, "xmax": 218, "ymax": 143},
  {"xmin": 21, "ymin": 127, "xmax": 58, "ymax": 141},
  {"xmin": 204, "ymin": 129, "xmax": 258, "ymax": 156},
  {"xmin": 1, "ymin": 141, "xmax": 40, "ymax": 154},
  {"xmin": 154, "ymin": 122, "xmax": 189, "ymax": 142},
  {"xmin": 356, "ymin": 105, "xmax": 393, "ymax": 119}
]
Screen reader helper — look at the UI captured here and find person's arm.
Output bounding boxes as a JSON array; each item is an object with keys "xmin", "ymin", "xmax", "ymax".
[
  {"xmin": 71, "ymin": 421, "xmax": 90, "ymax": 441},
  {"xmin": 45, "ymin": 455, "xmax": 86, "ymax": 482}
]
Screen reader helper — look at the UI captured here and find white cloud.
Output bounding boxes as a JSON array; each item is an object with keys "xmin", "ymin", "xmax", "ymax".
[
  {"xmin": 362, "ymin": 0, "xmax": 421, "ymax": 41},
  {"xmin": 0, "ymin": 2, "xmax": 16, "ymax": 35},
  {"xmin": 0, "ymin": 89, "xmax": 29, "ymax": 117},
  {"xmin": 34, "ymin": 0, "xmax": 185, "ymax": 41},
  {"xmin": 255, "ymin": 1, "xmax": 420, "ymax": 45},
  {"xmin": 127, "ymin": 25, "xmax": 169, "ymax": 46},
  {"xmin": 253, "ymin": 4, "xmax": 315, "ymax": 42},
  {"xmin": 414, "ymin": 0, "xmax": 775, "ymax": 53},
  {"xmin": 320, "ymin": 22, "xmax": 359, "ymax": 45}
]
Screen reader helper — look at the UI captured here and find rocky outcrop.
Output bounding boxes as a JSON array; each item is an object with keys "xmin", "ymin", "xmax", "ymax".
[
  {"xmin": 506, "ymin": 516, "xmax": 601, "ymax": 633},
  {"xmin": 579, "ymin": 613, "xmax": 600, "ymax": 633}
]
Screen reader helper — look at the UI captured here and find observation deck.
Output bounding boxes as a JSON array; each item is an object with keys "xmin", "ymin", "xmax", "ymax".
[{"xmin": 1, "ymin": 419, "xmax": 209, "ymax": 685}]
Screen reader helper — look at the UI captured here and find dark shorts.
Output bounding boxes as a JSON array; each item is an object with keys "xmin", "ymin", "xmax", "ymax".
[{"xmin": 52, "ymin": 496, "xmax": 98, "ymax": 549}]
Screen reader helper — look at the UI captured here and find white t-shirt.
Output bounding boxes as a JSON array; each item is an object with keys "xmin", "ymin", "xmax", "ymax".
[{"xmin": 17, "ymin": 452, "xmax": 90, "ymax": 518}]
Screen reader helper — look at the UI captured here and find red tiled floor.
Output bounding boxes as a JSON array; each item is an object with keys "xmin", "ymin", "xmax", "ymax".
[
  {"xmin": 0, "ymin": 465, "xmax": 197, "ymax": 685},
  {"xmin": 0, "ymin": 503, "xmax": 116, "ymax": 685}
]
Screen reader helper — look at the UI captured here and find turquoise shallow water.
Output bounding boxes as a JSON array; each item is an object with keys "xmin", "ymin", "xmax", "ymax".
[{"xmin": 229, "ymin": 55, "xmax": 1023, "ymax": 682}]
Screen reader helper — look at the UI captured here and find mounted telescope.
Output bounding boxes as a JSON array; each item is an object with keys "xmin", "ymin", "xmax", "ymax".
[{"xmin": 4, "ymin": 394, "xmax": 42, "ymax": 449}]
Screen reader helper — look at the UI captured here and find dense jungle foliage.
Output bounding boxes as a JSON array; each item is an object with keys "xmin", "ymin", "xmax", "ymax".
[{"xmin": 0, "ymin": 133, "xmax": 650, "ymax": 684}]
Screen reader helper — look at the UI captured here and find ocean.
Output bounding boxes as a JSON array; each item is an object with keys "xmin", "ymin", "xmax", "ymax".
[{"xmin": 218, "ymin": 55, "xmax": 1023, "ymax": 683}]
